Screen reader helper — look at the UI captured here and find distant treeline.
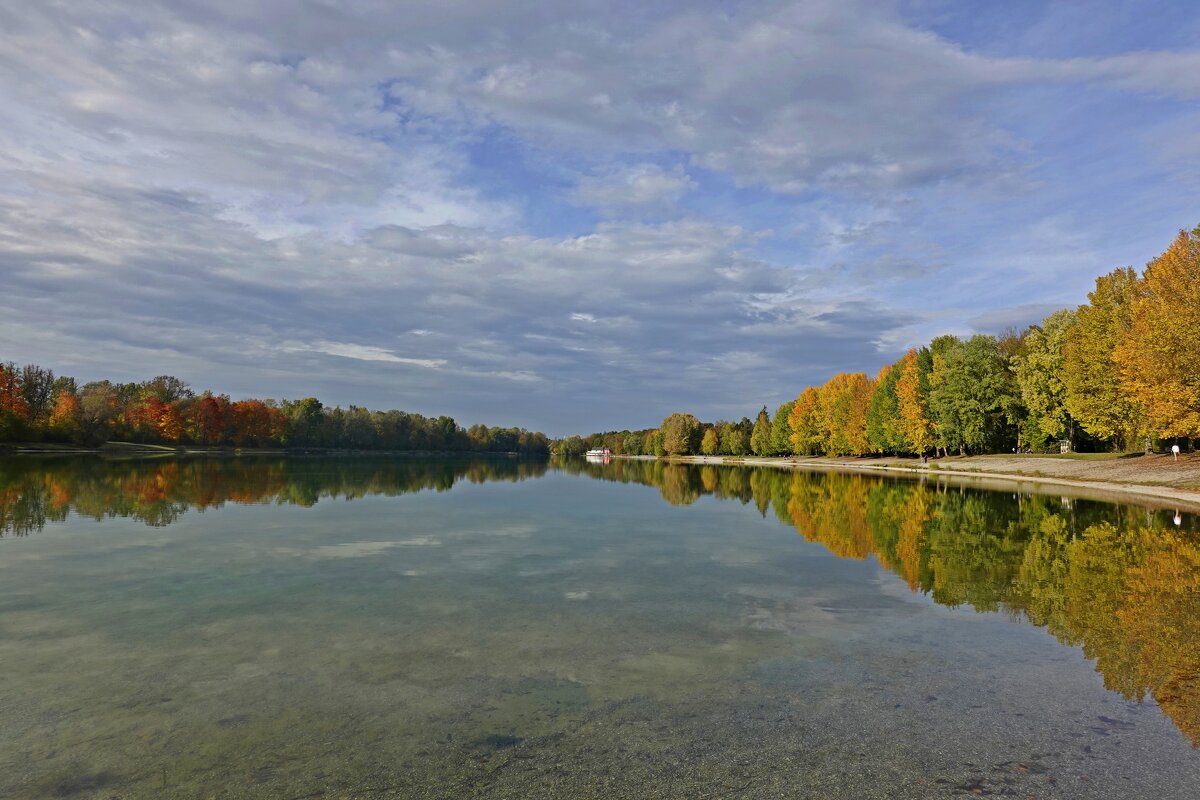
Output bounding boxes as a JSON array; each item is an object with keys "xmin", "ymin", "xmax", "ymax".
[
  {"xmin": 560, "ymin": 225, "xmax": 1200, "ymax": 458},
  {"xmin": 0, "ymin": 366, "xmax": 550, "ymax": 455}
]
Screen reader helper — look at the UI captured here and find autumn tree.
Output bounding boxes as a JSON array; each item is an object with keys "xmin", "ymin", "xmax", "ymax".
[
  {"xmin": 814, "ymin": 372, "xmax": 873, "ymax": 456},
  {"xmin": 0, "ymin": 362, "xmax": 31, "ymax": 440},
  {"xmin": 893, "ymin": 347, "xmax": 932, "ymax": 456},
  {"xmin": 788, "ymin": 387, "xmax": 823, "ymax": 455},
  {"xmin": 141, "ymin": 375, "xmax": 193, "ymax": 403},
  {"xmin": 47, "ymin": 390, "xmax": 83, "ymax": 440},
  {"xmin": 700, "ymin": 427, "xmax": 719, "ymax": 455},
  {"xmin": 660, "ymin": 412, "xmax": 701, "ymax": 456},
  {"xmin": 1063, "ymin": 267, "xmax": 1143, "ymax": 449},
  {"xmin": 79, "ymin": 381, "xmax": 120, "ymax": 442},
  {"xmin": 1114, "ymin": 228, "xmax": 1200, "ymax": 439}
]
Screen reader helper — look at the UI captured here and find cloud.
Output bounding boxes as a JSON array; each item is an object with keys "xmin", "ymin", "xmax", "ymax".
[
  {"xmin": 1, "ymin": 0, "xmax": 1199, "ymax": 434},
  {"xmin": 571, "ymin": 164, "xmax": 697, "ymax": 216},
  {"xmin": 305, "ymin": 342, "xmax": 448, "ymax": 369}
]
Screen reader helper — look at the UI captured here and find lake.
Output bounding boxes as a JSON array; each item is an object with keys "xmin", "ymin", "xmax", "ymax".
[{"xmin": 1, "ymin": 456, "xmax": 1198, "ymax": 798}]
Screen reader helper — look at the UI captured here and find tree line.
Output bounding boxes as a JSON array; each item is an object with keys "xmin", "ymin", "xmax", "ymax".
[
  {"xmin": 559, "ymin": 225, "xmax": 1200, "ymax": 458},
  {"xmin": 0, "ymin": 367, "xmax": 550, "ymax": 455}
]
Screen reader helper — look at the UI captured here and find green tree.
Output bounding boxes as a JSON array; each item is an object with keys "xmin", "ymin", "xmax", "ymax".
[
  {"xmin": 770, "ymin": 400, "xmax": 794, "ymax": 456},
  {"xmin": 750, "ymin": 406, "xmax": 772, "ymax": 455},
  {"xmin": 929, "ymin": 335, "xmax": 1020, "ymax": 455},
  {"xmin": 558, "ymin": 435, "xmax": 587, "ymax": 457},
  {"xmin": 1014, "ymin": 309, "xmax": 1077, "ymax": 450},
  {"xmin": 719, "ymin": 422, "xmax": 750, "ymax": 455},
  {"xmin": 1063, "ymin": 267, "xmax": 1143, "ymax": 449},
  {"xmin": 646, "ymin": 428, "xmax": 666, "ymax": 457},
  {"xmin": 866, "ymin": 363, "xmax": 907, "ymax": 454}
]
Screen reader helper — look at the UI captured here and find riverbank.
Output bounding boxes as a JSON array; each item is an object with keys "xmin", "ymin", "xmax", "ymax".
[{"xmin": 620, "ymin": 452, "xmax": 1200, "ymax": 513}]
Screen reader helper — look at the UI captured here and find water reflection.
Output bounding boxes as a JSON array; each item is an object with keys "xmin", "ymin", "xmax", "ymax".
[
  {"xmin": 1, "ymin": 455, "xmax": 1198, "ymax": 748},
  {"xmin": 0, "ymin": 456, "xmax": 547, "ymax": 535},
  {"xmin": 564, "ymin": 458, "xmax": 1200, "ymax": 746}
]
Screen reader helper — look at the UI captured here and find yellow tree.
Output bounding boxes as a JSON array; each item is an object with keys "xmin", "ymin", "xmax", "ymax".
[
  {"xmin": 788, "ymin": 386, "xmax": 823, "ymax": 455},
  {"xmin": 1115, "ymin": 228, "xmax": 1200, "ymax": 438},
  {"xmin": 815, "ymin": 372, "xmax": 873, "ymax": 456},
  {"xmin": 1063, "ymin": 267, "xmax": 1144, "ymax": 449},
  {"xmin": 896, "ymin": 348, "xmax": 934, "ymax": 455},
  {"xmin": 47, "ymin": 390, "xmax": 82, "ymax": 440}
]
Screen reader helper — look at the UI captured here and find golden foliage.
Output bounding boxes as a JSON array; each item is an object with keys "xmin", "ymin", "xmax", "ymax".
[{"xmin": 1115, "ymin": 229, "xmax": 1200, "ymax": 437}]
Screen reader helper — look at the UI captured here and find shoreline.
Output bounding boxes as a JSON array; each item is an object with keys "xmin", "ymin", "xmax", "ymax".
[{"xmin": 614, "ymin": 452, "xmax": 1200, "ymax": 513}]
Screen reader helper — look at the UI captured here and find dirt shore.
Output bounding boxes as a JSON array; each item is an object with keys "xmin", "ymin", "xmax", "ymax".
[{"xmin": 632, "ymin": 452, "xmax": 1200, "ymax": 513}]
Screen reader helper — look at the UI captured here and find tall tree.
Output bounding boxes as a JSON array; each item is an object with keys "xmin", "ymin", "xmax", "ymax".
[
  {"xmin": 0, "ymin": 362, "xmax": 31, "ymax": 440},
  {"xmin": 719, "ymin": 421, "xmax": 750, "ymax": 455},
  {"xmin": 700, "ymin": 427, "xmax": 719, "ymax": 455},
  {"xmin": 1063, "ymin": 267, "xmax": 1143, "ymax": 449},
  {"xmin": 750, "ymin": 406, "xmax": 772, "ymax": 455},
  {"xmin": 19, "ymin": 364, "xmax": 56, "ymax": 421},
  {"xmin": 866, "ymin": 363, "xmax": 907, "ymax": 454},
  {"xmin": 788, "ymin": 387, "xmax": 823, "ymax": 455},
  {"xmin": 896, "ymin": 347, "xmax": 934, "ymax": 456},
  {"xmin": 1014, "ymin": 309, "xmax": 1077, "ymax": 450},
  {"xmin": 815, "ymin": 372, "xmax": 873, "ymax": 456},
  {"xmin": 770, "ymin": 400, "xmax": 794, "ymax": 456},
  {"xmin": 660, "ymin": 412, "xmax": 701, "ymax": 456},
  {"xmin": 1115, "ymin": 228, "xmax": 1200, "ymax": 439},
  {"xmin": 47, "ymin": 390, "xmax": 83, "ymax": 440},
  {"xmin": 928, "ymin": 335, "xmax": 1020, "ymax": 455}
]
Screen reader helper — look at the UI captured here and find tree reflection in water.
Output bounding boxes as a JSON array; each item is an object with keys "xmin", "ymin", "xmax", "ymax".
[
  {"xmin": 0, "ymin": 456, "xmax": 548, "ymax": 536},
  {"xmin": 1, "ymin": 455, "xmax": 1197, "ymax": 745},
  {"xmin": 563, "ymin": 458, "xmax": 1200, "ymax": 746}
]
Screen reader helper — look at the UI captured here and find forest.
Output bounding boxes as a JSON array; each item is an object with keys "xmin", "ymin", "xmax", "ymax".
[
  {"xmin": 0, "ymin": 368, "xmax": 550, "ymax": 456},
  {"xmin": 559, "ymin": 226, "xmax": 1200, "ymax": 459}
]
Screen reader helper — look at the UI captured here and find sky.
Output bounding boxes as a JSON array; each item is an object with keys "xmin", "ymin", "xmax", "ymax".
[{"xmin": 1, "ymin": 0, "xmax": 1199, "ymax": 436}]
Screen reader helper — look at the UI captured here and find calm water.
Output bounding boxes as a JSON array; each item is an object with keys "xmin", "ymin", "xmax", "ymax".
[{"xmin": 1, "ymin": 456, "xmax": 1198, "ymax": 799}]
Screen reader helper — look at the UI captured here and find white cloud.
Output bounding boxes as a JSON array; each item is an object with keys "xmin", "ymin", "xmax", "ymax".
[
  {"xmin": 308, "ymin": 342, "xmax": 448, "ymax": 369},
  {"xmin": 1, "ymin": 0, "xmax": 1198, "ymax": 434},
  {"xmin": 571, "ymin": 164, "xmax": 696, "ymax": 215}
]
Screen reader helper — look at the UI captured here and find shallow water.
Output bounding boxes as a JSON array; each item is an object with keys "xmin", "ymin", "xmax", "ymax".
[{"xmin": 1, "ymin": 456, "xmax": 1198, "ymax": 798}]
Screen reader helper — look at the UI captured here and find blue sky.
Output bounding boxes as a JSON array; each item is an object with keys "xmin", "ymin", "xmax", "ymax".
[{"xmin": 1, "ymin": 0, "xmax": 1198, "ymax": 435}]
